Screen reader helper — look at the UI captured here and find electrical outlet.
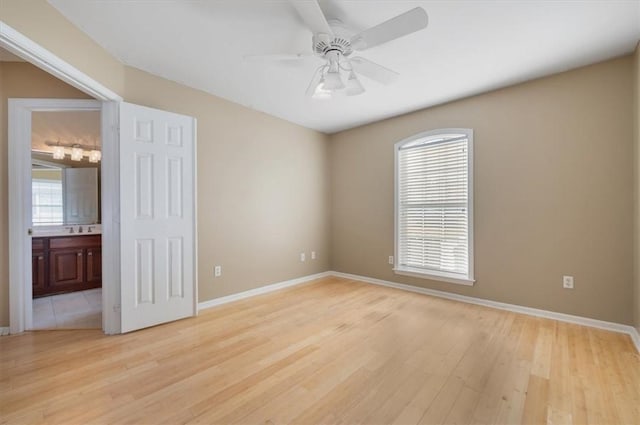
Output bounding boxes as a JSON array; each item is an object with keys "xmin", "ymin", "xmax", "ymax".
[
  {"xmin": 214, "ymin": 265, "xmax": 222, "ymax": 277},
  {"xmin": 563, "ymin": 275, "xmax": 574, "ymax": 289},
  {"xmin": 311, "ymin": 251, "xmax": 316, "ymax": 260},
  {"xmin": 388, "ymin": 256, "xmax": 394, "ymax": 265},
  {"xmin": 300, "ymin": 253, "xmax": 306, "ymax": 262}
]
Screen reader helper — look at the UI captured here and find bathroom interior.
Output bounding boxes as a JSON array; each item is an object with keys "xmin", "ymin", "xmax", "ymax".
[{"xmin": 30, "ymin": 110, "xmax": 102, "ymax": 329}]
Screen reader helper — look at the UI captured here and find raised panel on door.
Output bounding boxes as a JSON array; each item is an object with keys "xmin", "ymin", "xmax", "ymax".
[
  {"xmin": 86, "ymin": 247, "xmax": 102, "ymax": 285},
  {"xmin": 49, "ymin": 248, "xmax": 84, "ymax": 288},
  {"xmin": 120, "ymin": 102, "xmax": 196, "ymax": 333}
]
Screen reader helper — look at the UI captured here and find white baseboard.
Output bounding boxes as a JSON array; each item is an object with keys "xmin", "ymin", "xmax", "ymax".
[
  {"xmin": 331, "ymin": 271, "xmax": 640, "ymax": 354},
  {"xmin": 0, "ymin": 327, "xmax": 9, "ymax": 336},
  {"xmin": 198, "ymin": 271, "xmax": 333, "ymax": 311}
]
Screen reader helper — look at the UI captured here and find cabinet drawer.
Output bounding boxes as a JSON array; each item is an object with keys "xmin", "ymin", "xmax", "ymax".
[
  {"xmin": 50, "ymin": 235, "xmax": 102, "ymax": 249},
  {"xmin": 32, "ymin": 237, "xmax": 46, "ymax": 251}
]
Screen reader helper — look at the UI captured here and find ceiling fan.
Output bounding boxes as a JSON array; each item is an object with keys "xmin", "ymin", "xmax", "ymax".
[{"xmin": 251, "ymin": 1, "xmax": 429, "ymax": 99}]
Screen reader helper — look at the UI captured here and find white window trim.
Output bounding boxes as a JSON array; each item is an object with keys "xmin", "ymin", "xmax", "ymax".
[{"xmin": 394, "ymin": 128, "xmax": 475, "ymax": 286}]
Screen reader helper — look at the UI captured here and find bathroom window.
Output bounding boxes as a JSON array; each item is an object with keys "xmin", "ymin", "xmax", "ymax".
[{"xmin": 32, "ymin": 179, "xmax": 64, "ymax": 225}]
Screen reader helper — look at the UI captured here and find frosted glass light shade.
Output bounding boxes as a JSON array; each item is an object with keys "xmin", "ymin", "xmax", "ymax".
[
  {"xmin": 71, "ymin": 146, "xmax": 83, "ymax": 161},
  {"xmin": 89, "ymin": 150, "xmax": 102, "ymax": 163},
  {"xmin": 52, "ymin": 146, "xmax": 65, "ymax": 160},
  {"xmin": 323, "ymin": 71, "xmax": 345, "ymax": 90},
  {"xmin": 312, "ymin": 75, "xmax": 332, "ymax": 99},
  {"xmin": 346, "ymin": 71, "xmax": 365, "ymax": 96}
]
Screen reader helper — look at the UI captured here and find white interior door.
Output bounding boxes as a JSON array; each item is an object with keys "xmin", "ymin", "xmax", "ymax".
[{"xmin": 119, "ymin": 102, "xmax": 196, "ymax": 333}]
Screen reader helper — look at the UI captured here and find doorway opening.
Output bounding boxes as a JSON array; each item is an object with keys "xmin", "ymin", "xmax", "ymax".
[
  {"xmin": 9, "ymin": 98, "xmax": 106, "ymax": 332},
  {"xmin": 30, "ymin": 110, "xmax": 103, "ymax": 329}
]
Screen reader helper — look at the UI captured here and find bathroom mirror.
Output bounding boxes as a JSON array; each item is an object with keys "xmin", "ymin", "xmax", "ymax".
[{"xmin": 31, "ymin": 110, "xmax": 101, "ymax": 226}]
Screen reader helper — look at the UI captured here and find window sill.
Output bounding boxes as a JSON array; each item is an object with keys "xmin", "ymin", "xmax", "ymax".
[{"xmin": 393, "ymin": 267, "xmax": 475, "ymax": 286}]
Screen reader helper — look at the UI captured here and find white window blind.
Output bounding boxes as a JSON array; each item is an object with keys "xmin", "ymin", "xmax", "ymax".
[
  {"xmin": 395, "ymin": 129, "xmax": 473, "ymax": 284},
  {"xmin": 32, "ymin": 179, "xmax": 64, "ymax": 225}
]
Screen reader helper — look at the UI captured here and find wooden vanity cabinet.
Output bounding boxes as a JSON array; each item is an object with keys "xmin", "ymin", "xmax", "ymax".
[
  {"xmin": 32, "ymin": 235, "xmax": 102, "ymax": 297},
  {"xmin": 32, "ymin": 238, "xmax": 47, "ymax": 294}
]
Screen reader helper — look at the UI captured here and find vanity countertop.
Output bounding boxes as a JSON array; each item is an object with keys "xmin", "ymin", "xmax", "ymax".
[{"xmin": 32, "ymin": 225, "xmax": 102, "ymax": 238}]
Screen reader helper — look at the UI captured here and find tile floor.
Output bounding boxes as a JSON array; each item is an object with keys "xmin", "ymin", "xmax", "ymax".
[{"xmin": 32, "ymin": 288, "xmax": 102, "ymax": 329}]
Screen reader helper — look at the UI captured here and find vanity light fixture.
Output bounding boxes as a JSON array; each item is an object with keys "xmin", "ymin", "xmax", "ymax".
[{"xmin": 45, "ymin": 139, "xmax": 102, "ymax": 162}]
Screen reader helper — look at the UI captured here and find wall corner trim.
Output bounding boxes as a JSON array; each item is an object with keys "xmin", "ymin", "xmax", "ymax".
[
  {"xmin": 197, "ymin": 271, "xmax": 333, "ymax": 311},
  {"xmin": 330, "ymin": 271, "xmax": 640, "ymax": 354}
]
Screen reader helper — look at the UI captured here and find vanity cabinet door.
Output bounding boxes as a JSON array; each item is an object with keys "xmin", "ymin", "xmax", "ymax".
[
  {"xmin": 32, "ymin": 238, "xmax": 48, "ymax": 297},
  {"xmin": 86, "ymin": 247, "xmax": 102, "ymax": 284},
  {"xmin": 49, "ymin": 248, "xmax": 85, "ymax": 288},
  {"xmin": 32, "ymin": 252, "xmax": 47, "ymax": 294}
]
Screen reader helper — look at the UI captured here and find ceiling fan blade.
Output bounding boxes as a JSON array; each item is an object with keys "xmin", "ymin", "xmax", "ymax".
[
  {"xmin": 351, "ymin": 7, "xmax": 428, "ymax": 51},
  {"xmin": 242, "ymin": 53, "xmax": 316, "ymax": 62},
  {"xmin": 349, "ymin": 57, "xmax": 399, "ymax": 85},
  {"xmin": 289, "ymin": 0, "xmax": 333, "ymax": 36}
]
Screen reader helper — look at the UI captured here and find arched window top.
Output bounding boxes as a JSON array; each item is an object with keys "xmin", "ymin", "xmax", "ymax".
[{"xmin": 396, "ymin": 128, "xmax": 473, "ymax": 151}]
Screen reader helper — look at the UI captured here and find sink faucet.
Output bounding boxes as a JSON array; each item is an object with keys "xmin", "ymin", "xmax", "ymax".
[
  {"xmin": 87, "ymin": 226, "xmax": 94, "ymax": 233},
  {"xmin": 65, "ymin": 226, "xmax": 74, "ymax": 234},
  {"xmin": 78, "ymin": 226, "xmax": 83, "ymax": 233}
]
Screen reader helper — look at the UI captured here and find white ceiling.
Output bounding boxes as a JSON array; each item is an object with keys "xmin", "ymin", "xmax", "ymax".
[{"xmin": 49, "ymin": 0, "xmax": 640, "ymax": 134}]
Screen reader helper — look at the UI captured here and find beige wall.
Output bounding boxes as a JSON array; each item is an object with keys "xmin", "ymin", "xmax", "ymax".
[
  {"xmin": 330, "ymin": 57, "xmax": 634, "ymax": 325},
  {"xmin": 634, "ymin": 42, "xmax": 640, "ymax": 333},
  {"xmin": 0, "ymin": 62, "xmax": 90, "ymax": 325}
]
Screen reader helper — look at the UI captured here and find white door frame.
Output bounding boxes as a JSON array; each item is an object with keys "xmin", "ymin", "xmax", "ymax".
[{"xmin": 2, "ymin": 21, "xmax": 123, "ymax": 334}]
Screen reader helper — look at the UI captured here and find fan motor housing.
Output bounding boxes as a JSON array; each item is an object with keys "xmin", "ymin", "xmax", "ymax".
[{"xmin": 313, "ymin": 34, "xmax": 353, "ymax": 57}]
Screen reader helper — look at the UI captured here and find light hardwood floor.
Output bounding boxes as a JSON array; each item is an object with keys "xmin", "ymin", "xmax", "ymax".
[{"xmin": 1, "ymin": 276, "xmax": 638, "ymax": 424}]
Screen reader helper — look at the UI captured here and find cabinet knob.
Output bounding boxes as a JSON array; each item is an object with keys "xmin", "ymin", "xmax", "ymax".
[
  {"xmin": 77, "ymin": 252, "xmax": 82, "ymax": 257},
  {"xmin": 88, "ymin": 252, "xmax": 93, "ymax": 256},
  {"xmin": 38, "ymin": 256, "xmax": 43, "ymax": 260}
]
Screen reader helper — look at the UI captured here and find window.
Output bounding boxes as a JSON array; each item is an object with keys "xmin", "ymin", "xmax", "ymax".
[
  {"xmin": 394, "ymin": 129, "xmax": 474, "ymax": 285},
  {"xmin": 32, "ymin": 179, "xmax": 64, "ymax": 225}
]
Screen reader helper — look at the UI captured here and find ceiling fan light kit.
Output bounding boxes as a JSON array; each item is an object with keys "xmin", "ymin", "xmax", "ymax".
[{"xmin": 286, "ymin": 1, "xmax": 429, "ymax": 100}]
